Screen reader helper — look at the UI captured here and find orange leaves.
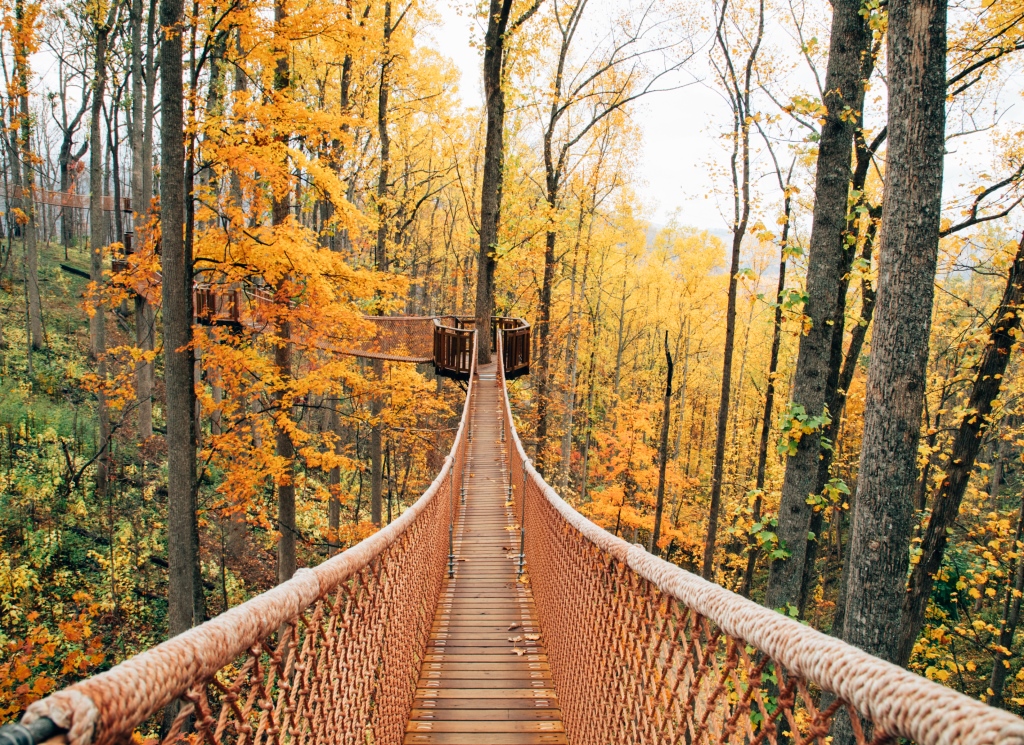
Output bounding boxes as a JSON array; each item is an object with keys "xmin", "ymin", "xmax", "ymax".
[{"xmin": 0, "ymin": 602, "xmax": 104, "ymax": 720}]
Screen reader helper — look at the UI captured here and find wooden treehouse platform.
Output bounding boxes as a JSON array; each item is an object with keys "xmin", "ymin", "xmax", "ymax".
[{"xmin": 406, "ymin": 364, "xmax": 564, "ymax": 745}]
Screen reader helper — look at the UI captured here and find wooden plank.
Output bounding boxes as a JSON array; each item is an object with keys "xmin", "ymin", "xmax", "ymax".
[
  {"xmin": 424, "ymin": 655, "xmax": 548, "ymax": 662},
  {"xmin": 416, "ymin": 689, "xmax": 555, "ymax": 699},
  {"xmin": 408, "ymin": 709, "xmax": 561, "ymax": 721},
  {"xmin": 408, "ymin": 367, "xmax": 563, "ymax": 742},
  {"xmin": 403, "ymin": 734, "xmax": 567, "ymax": 744},
  {"xmin": 414, "ymin": 698, "xmax": 558, "ymax": 710},
  {"xmin": 418, "ymin": 678, "xmax": 552, "ymax": 689},
  {"xmin": 406, "ymin": 721, "xmax": 564, "ymax": 733},
  {"xmin": 419, "ymin": 662, "xmax": 549, "ymax": 671},
  {"xmin": 420, "ymin": 668, "xmax": 551, "ymax": 677}
]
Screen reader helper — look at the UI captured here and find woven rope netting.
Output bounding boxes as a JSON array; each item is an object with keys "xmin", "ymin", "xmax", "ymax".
[
  {"xmin": 493, "ymin": 330, "xmax": 1024, "ymax": 745},
  {"xmin": 23, "ymin": 340, "xmax": 477, "ymax": 745},
  {"xmin": 335, "ymin": 316, "xmax": 437, "ymax": 363}
]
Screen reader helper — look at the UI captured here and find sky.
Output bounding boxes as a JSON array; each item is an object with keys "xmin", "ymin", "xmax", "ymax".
[
  {"xmin": 426, "ymin": 0, "xmax": 728, "ymax": 232},
  {"xmin": 424, "ymin": 0, "xmax": 1024, "ymax": 238}
]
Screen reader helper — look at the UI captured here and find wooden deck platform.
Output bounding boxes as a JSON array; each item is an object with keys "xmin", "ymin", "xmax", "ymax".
[{"xmin": 405, "ymin": 364, "xmax": 565, "ymax": 745}]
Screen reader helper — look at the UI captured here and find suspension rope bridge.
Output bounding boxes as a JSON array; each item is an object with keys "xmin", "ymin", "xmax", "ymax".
[{"xmin": 1, "ymin": 319, "xmax": 1022, "ymax": 745}]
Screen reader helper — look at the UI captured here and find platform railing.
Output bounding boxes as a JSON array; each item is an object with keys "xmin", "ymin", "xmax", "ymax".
[
  {"xmin": 494, "ymin": 326, "xmax": 1024, "ymax": 745},
  {"xmin": 432, "ymin": 318, "xmax": 474, "ymax": 379},
  {"xmin": 433, "ymin": 316, "xmax": 529, "ymax": 380}
]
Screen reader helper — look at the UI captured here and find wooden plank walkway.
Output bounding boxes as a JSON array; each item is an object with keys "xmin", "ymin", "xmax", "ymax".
[{"xmin": 405, "ymin": 364, "xmax": 566, "ymax": 745}]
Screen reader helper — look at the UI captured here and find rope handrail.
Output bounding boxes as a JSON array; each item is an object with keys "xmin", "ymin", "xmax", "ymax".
[
  {"xmin": 17, "ymin": 334, "xmax": 479, "ymax": 745},
  {"xmin": 493, "ymin": 324, "xmax": 1024, "ymax": 745},
  {"xmin": 0, "ymin": 185, "xmax": 131, "ymax": 212}
]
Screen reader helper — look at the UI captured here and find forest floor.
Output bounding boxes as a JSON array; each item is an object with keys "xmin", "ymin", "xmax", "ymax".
[{"xmin": 0, "ymin": 240, "xmax": 276, "ymax": 725}]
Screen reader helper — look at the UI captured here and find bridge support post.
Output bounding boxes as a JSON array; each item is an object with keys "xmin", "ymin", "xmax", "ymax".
[
  {"xmin": 500, "ymin": 404, "xmax": 505, "ymax": 443},
  {"xmin": 448, "ymin": 458, "xmax": 456, "ymax": 579},
  {"xmin": 518, "ymin": 458, "xmax": 528, "ymax": 578}
]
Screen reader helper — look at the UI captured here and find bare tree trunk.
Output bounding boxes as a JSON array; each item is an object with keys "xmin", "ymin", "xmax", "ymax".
[
  {"xmin": 161, "ymin": 0, "xmax": 199, "ymax": 662},
  {"xmin": 649, "ymin": 332, "xmax": 673, "ymax": 556},
  {"xmin": 823, "ymin": 212, "xmax": 881, "ymax": 632},
  {"xmin": 368, "ymin": 1, "xmax": 394, "ymax": 527},
  {"xmin": 559, "ymin": 224, "xmax": 590, "ymax": 494},
  {"xmin": 837, "ymin": 0, "xmax": 947, "ymax": 700},
  {"xmin": 702, "ymin": 0, "xmax": 764, "ymax": 579},
  {"xmin": 473, "ymin": 0, "xmax": 509, "ymax": 365},
  {"xmin": 131, "ymin": 0, "xmax": 154, "ymax": 441},
  {"xmin": 473, "ymin": 0, "xmax": 539, "ymax": 363},
  {"xmin": 990, "ymin": 493, "xmax": 1024, "ymax": 708},
  {"xmin": 14, "ymin": 0, "xmax": 42, "ymax": 351},
  {"xmin": 672, "ymin": 323, "xmax": 689, "ymax": 459},
  {"xmin": 765, "ymin": 0, "xmax": 872, "ymax": 613},
  {"xmin": 142, "ymin": 0, "xmax": 156, "ymax": 206},
  {"xmin": 274, "ymin": 323, "xmax": 296, "ymax": 582},
  {"xmin": 895, "ymin": 232, "xmax": 1024, "ymax": 666},
  {"xmin": 703, "ymin": 226, "xmax": 742, "ymax": 580},
  {"xmin": 989, "ymin": 431, "xmax": 1011, "ymax": 510},
  {"xmin": 534, "ymin": 228, "xmax": 557, "ymax": 473},
  {"xmin": 89, "ymin": 4, "xmax": 117, "ymax": 497},
  {"xmin": 328, "ymin": 403, "xmax": 342, "ymax": 555},
  {"xmin": 740, "ymin": 156, "xmax": 792, "ymax": 598},
  {"xmin": 273, "ymin": 0, "xmax": 296, "ymax": 583},
  {"xmin": 106, "ymin": 99, "xmax": 124, "ymax": 244},
  {"xmin": 800, "ymin": 130, "xmax": 884, "ymax": 614}
]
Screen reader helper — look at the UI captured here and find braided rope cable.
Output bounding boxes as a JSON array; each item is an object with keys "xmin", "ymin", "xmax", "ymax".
[
  {"xmin": 22, "ymin": 335, "xmax": 479, "ymax": 745},
  {"xmin": 493, "ymin": 325, "xmax": 1024, "ymax": 745}
]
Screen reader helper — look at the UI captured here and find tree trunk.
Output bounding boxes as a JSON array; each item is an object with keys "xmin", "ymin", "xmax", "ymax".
[
  {"xmin": 672, "ymin": 321, "xmax": 689, "ymax": 459},
  {"xmin": 896, "ymin": 231, "xmax": 1024, "ymax": 666},
  {"xmin": 107, "ymin": 100, "xmax": 124, "ymax": 245},
  {"xmin": 989, "ymin": 493, "xmax": 1024, "ymax": 708},
  {"xmin": 533, "ymin": 228, "xmax": 557, "ymax": 474},
  {"xmin": 12, "ymin": 0, "xmax": 41, "ymax": 352},
  {"xmin": 89, "ymin": 8, "xmax": 114, "ymax": 497},
  {"xmin": 274, "ymin": 322, "xmax": 296, "ymax": 583},
  {"xmin": 765, "ymin": 0, "xmax": 871, "ymax": 613},
  {"xmin": 14, "ymin": 0, "xmax": 42, "ymax": 351},
  {"xmin": 130, "ymin": 0, "xmax": 154, "ymax": 441},
  {"xmin": 702, "ymin": 0, "xmax": 764, "ymax": 580},
  {"xmin": 612, "ymin": 278, "xmax": 628, "ymax": 396},
  {"xmin": 740, "ymin": 176, "xmax": 791, "ymax": 598},
  {"xmin": 823, "ymin": 214, "xmax": 880, "ymax": 633},
  {"xmin": 989, "ymin": 430, "xmax": 1011, "ymax": 511},
  {"xmin": 328, "ymin": 403, "xmax": 342, "ymax": 555},
  {"xmin": 369, "ymin": 1, "xmax": 393, "ymax": 526},
  {"xmin": 559, "ymin": 228, "xmax": 589, "ymax": 494},
  {"xmin": 838, "ymin": 0, "xmax": 947, "ymax": 680},
  {"xmin": 474, "ymin": 0, "xmax": 514, "ymax": 364},
  {"xmin": 703, "ymin": 225, "xmax": 742, "ymax": 580},
  {"xmin": 142, "ymin": 0, "xmax": 157, "ymax": 208},
  {"xmin": 272, "ymin": 0, "xmax": 296, "ymax": 583},
  {"xmin": 649, "ymin": 332, "xmax": 673, "ymax": 556},
  {"xmin": 160, "ymin": 0, "xmax": 199, "ymax": 653},
  {"xmin": 800, "ymin": 133, "xmax": 884, "ymax": 614}
]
